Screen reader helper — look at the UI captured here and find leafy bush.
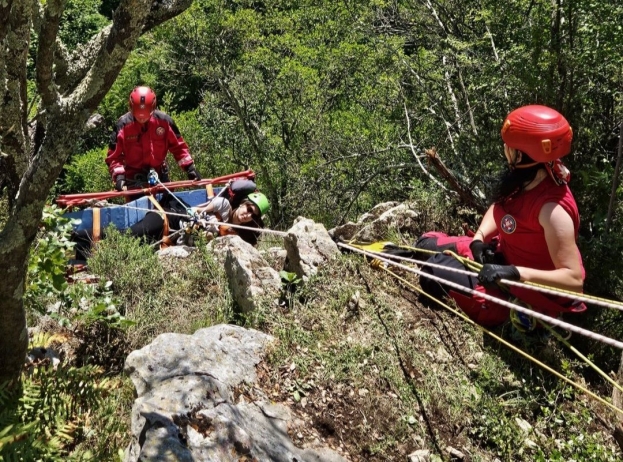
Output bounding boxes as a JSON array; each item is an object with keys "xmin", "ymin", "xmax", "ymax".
[
  {"xmin": 62, "ymin": 147, "xmax": 112, "ymax": 194},
  {"xmin": 59, "ymin": 0, "xmax": 110, "ymax": 51},
  {"xmin": 25, "ymin": 205, "xmax": 130, "ymax": 330},
  {"xmin": 87, "ymin": 227, "xmax": 165, "ymax": 305},
  {"xmin": 25, "ymin": 205, "xmax": 77, "ymax": 315}
]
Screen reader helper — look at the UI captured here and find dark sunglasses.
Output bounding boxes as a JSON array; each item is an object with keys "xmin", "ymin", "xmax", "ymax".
[{"xmin": 243, "ymin": 204, "xmax": 260, "ymax": 218}]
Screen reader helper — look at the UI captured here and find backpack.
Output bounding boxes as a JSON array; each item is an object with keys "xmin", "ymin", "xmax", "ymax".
[{"xmin": 226, "ymin": 179, "xmax": 258, "ymax": 208}]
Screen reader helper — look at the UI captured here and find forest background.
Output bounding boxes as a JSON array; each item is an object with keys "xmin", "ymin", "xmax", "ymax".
[
  {"xmin": 2, "ymin": 0, "xmax": 623, "ymax": 460},
  {"xmin": 56, "ymin": 0, "xmax": 623, "ymax": 297}
]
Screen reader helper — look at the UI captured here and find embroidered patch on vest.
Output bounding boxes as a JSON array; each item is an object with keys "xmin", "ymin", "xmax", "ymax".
[
  {"xmin": 156, "ymin": 127, "xmax": 165, "ymax": 136},
  {"xmin": 500, "ymin": 214, "xmax": 516, "ymax": 234}
]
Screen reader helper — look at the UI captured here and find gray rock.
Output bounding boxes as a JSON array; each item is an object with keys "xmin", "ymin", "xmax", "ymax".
[
  {"xmin": 124, "ymin": 324, "xmax": 347, "ymax": 462},
  {"xmin": 125, "ymin": 324, "xmax": 272, "ymax": 396},
  {"xmin": 408, "ymin": 449, "xmax": 431, "ymax": 461},
  {"xmin": 284, "ymin": 217, "xmax": 339, "ymax": 281},
  {"xmin": 329, "ymin": 202, "xmax": 421, "ymax": 242},
  {"xmin": 157, "ymin": 246, "xmax": 196, "ymax": 259},
  {"xmin": 220, "ymin": 235, "xmax": 282, "ymax": 313},
  {"xmin": 261, "ymin": 247, "xmax": 288, "ymax": 271}
]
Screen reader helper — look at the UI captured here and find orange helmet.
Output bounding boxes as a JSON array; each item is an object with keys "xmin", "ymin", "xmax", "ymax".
[
  {"xmin": 501, "ymin": 105, "xmax": 573, "ymax": 162},
  {"xmin": 129, "ymin": 86, "xmax": 156, "ymax": 122}
]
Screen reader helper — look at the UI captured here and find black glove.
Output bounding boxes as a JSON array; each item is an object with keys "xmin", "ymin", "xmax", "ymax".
[
  {"xmin": 186, "ymin": 164, "xmax": 201, "ymax": 181},
  {"xmin": 115, "ymin": 175, "xmax": 126, "ymax": 192},
  {"xmin": 478, "ymin": 264, "xmax": 520, "ymax": 288},
  {"xmin": 469, "ymin": 239, "xmax": 496, "ymax": 264}
]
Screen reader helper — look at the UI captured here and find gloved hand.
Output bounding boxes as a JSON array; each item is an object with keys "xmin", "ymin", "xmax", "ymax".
[
  {"xmin": 186, "ymin": 164, "xmax": 201, "ymax": 181},
  {"xmin": 196, "ymin": 213, "xmax": 219, "ymax": 234},
  {"xmin": 478, "ymin": 264, "xmax": 520, "ymax": 288},
  {"xmin": 469, "ymin": 239, "xmax": 496, "ymax": 264},
  {"xmin": 115, "ymin": 175, "xmax": 126, "ymax": 192}
]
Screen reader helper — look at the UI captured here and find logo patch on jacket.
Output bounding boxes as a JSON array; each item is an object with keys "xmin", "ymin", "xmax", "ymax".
[
  {"xmin": 156, "ymin": 127, "xmax": 166, "ymax": 136},
  {"xmin": 500, "ymin": 214, "xmax": 516, "ymax": 234},
  {"xmin": 126, "ymin": 134, "xmax": 139, "ymax": 141}
]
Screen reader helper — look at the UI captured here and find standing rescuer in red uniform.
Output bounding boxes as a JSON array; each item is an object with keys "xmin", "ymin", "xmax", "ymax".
[
  {"xmin": 106, "ymin": 86, "xmax": 201, "ymax": 191},
  {"xmin": 416, "ymin": 105, "xmax": 586, "ymax": 328}
]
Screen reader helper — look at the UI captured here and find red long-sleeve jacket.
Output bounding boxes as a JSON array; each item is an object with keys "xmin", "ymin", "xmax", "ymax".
[{"xmin": 106, "ymin": 110, "xmax": 194, "ymax": 181}]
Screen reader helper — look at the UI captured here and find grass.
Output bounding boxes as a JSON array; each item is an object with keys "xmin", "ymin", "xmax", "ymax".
[
  {"xmin": 87, "ymin": 228, "xmax": 234, "ymax": 351},
  {"xmin": 15, "ymin": 220, "xmax": 623, "ymax": 461},
  {"xmin": 247, "ymin": 253, "xmax": 621, "ymax": 461}
]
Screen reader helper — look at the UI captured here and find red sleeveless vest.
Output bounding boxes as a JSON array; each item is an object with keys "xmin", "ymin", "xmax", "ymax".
[{"xmin": 493, "ymin": 176, "xmax": 586, "ymax": 315}]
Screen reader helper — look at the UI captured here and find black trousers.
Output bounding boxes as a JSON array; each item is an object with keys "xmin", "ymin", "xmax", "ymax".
[{"xmin": 72, "ymin": 212, "xmax": 166, "ymax": 260}]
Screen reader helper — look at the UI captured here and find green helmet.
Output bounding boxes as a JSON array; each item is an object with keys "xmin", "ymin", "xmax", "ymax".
[{"xmin": 247, "ymin": 192, "xmax": 270, "ymax": 215}]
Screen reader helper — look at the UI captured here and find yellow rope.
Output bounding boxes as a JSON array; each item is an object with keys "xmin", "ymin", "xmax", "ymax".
[
  {"xmin": 359, "ymin": 242, "xmax": 623, "ymax": 310},
  {"xmin": 524, "ymin": 281, "xmax": 623, "ymax": 308},
  {"xmin": 368, "ymin": 258, "xmax": 623, "ymax": 416},
  {"xmin": 539, "ymin": 321, "xmax": 623, "ymax": 396}
]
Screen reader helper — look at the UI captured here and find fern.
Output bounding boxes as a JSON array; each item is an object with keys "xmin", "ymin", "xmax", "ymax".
[{"xmin": 0, "ymin": 362, "xmax": 114, "ymax": 461}]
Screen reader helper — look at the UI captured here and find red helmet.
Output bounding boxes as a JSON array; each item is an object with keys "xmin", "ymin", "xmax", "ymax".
[
  {"xmin": 129, "ymin": 86, "xmax": 156, "ymax": 121},
  {"xmin": 500, "ymin": 105, "xmax": 573, "ymax": 162}
]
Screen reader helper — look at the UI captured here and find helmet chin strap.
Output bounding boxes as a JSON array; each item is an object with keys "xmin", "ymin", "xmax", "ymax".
[{"xmin": 504, "ymin": 145, "xmax": 538, "ymax": 169}]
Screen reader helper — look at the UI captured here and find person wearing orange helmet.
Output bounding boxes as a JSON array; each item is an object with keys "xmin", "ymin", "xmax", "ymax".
[
  {"xmin": 415, "ymin": 105, "xmax": 586, "ymax": 328},
  {"xmin": 105, "ymin": 86, "xmax": 201, "ymax": 192}
]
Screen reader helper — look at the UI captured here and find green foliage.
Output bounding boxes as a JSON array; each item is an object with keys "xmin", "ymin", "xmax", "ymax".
[
  {"xmin": 62, "ymin": 147, "xmax": 112, "ymax": 194},
  {"xmin": 469, "ymin": 375, "xmax": 620, "ymax": 461},
  {"xmin": 25, "ymin": 205, "xmax": 131, "ymax": 330},
  {"xmin": 87, "ymin": 227, "xmax": 164, "ymax": 304},
  {"xmin": 279, "ymin": 270, "xmax": 302, "ymax": 309},
  {"xmin": 0, "ymin": 362, "xmax": 117, "ymax": 461},
  {"xmin": 26, "ymin": 205, "xmax": 76, "ymax": 313},
  {"xmin": 87, "ymin": 229, "xmax": 234, "ymax": 349},
  {"xmin": 279, "ymin": 270, "xmax": 301, "ymax": 285},
  {"xmin": 58, "ymin": 0, "xmax": 110, "ymax": 51}
]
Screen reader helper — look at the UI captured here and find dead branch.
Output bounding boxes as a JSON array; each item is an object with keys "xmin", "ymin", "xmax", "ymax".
[{"xmin": 424, "ymin": 147, "xmax": 486, "ymax": 213}]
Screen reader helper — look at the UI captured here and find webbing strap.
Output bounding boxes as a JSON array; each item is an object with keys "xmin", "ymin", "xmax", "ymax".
[
  {"xmin": 92, "ymin": 208, "xmax": 101, "ymax": 242},
  {"xmin": 147, "ymin": 195, "xmax": 172, "ymax": 248},
  {"xmin": 206, "ymin": 183, "xmax": 214, "ymax": 198}
]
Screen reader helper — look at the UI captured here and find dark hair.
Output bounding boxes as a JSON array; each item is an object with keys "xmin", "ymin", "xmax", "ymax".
[
  {"xmin": 490, "ymin": 159, "xmax": 541, "ymax": 204},
  {"xmin": 233, "ymin": 199, "xmax": 265, "ymax": 246}
]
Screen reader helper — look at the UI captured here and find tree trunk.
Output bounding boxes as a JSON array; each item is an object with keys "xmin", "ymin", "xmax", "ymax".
[
  {"xmin": 0, "ymin": 117, "xmax": 84, "ymax": 382},
  {"xmin": 0, "ymin": 0, "xmax": 193, "ymax": 383},
  {"xmin": 0, "ymin": 243, "xmax": 29, "ymax": 384}
]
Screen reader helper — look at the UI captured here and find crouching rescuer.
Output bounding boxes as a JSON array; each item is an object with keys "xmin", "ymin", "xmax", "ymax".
[{"xmin": 415, "ymin": 105, "xmax": 586, "ymax": 329}]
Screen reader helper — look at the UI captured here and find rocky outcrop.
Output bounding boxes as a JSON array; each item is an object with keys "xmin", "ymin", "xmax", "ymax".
[
  {"xmin": 284, "ymin": 217, "xmax": 340, "ymax": 281},
  {"xmin": 329, "ymin": 201, "xmax": 421, "ymax": 242},
  {"xmin": 124, "ymin": 324, "xmax": 347, "ymax": 462},
  {"xmin": 211, "ymin": 235, "xmax": 281, "ymax": 313}
]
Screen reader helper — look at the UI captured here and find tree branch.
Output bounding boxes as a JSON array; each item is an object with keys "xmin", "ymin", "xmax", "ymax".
[
  {"xmin": 456, "ymin": 65, "xmax": 477, "ymax": 136},
  {"xmin": 71, "ymin": 0, "xmax": 152, "ymax": 111},
  {"xmin": 36, "ymin": 0, "xmax": 64, "ymax": 108},
  {"xmin": 403, "ymin": 102, "xmax": 450, "ymax": 192},
  {"xmin": 70, "ymin": 0, "xmax": 194, "ymax": 112},
  {"xmin": 424, "ymin": 147, "xmax": 485, "ymax": 213},
  {"xmin": 143, "ymin": 0, "xmax": 193, "ymax": 33},
  {"xmin": 57, "ymin": 27, "xmax": 110, "ymax": 95},
  {"xmin": 1, "ymin": 0, "xmax": 33, "ymax": 188}
]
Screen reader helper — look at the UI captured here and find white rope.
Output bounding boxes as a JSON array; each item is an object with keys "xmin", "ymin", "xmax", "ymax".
[
  {"xmin": 78, "ymin": 202, "xmax": 288, "ymax": 238},
  {"xmin": 344, "ymin": 244, "xmax": 623, "ymax": 311},
  {"xmin": 338, "ymin": 243, "xmax": 623, "ymax": 350}
]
